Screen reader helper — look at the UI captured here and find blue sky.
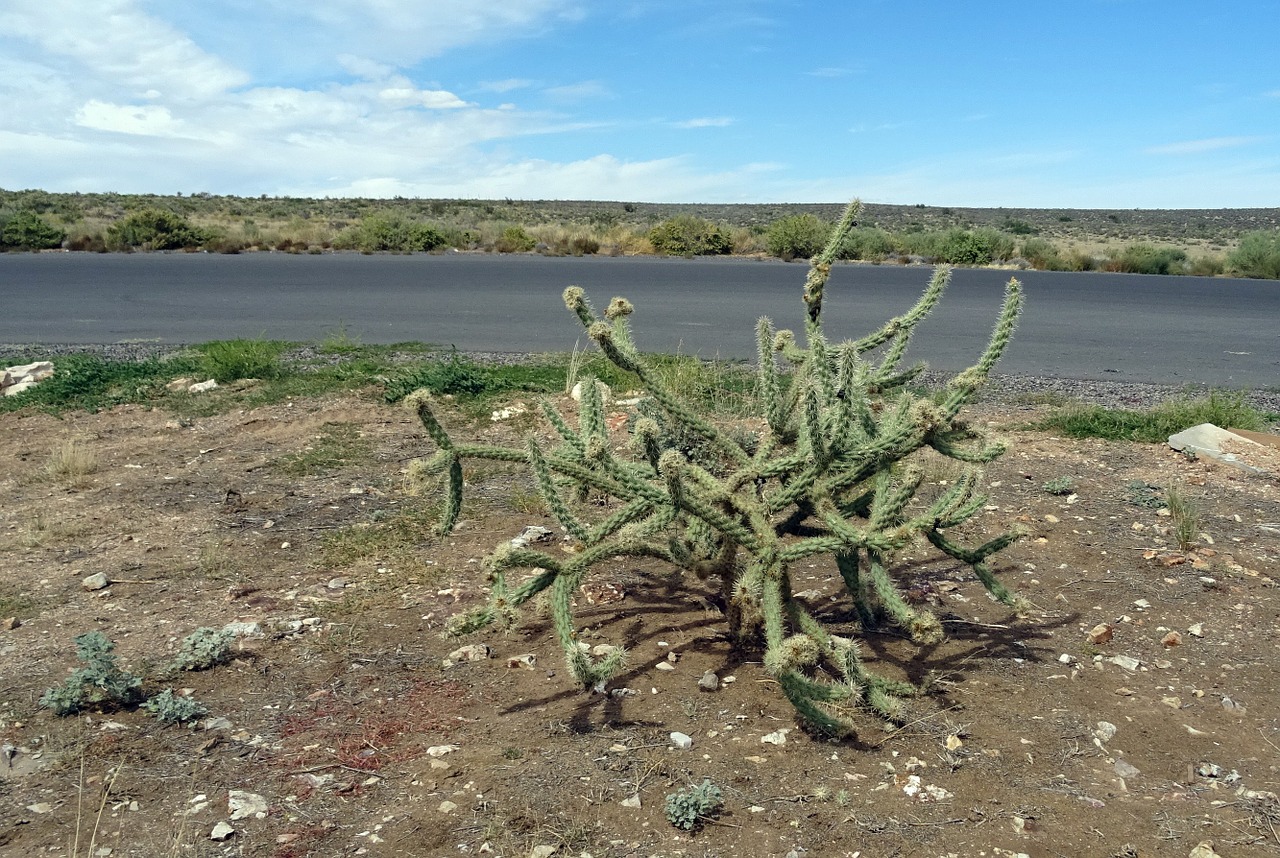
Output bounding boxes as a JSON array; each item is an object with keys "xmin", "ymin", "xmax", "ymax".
[{"xmin": 1, "ymin": 0, "xmax": 1277, "ymax": 206}]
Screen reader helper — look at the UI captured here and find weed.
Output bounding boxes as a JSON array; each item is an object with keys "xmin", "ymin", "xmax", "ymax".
[
  {"xmin": 1166, "ymin": 483, "xmax": 1199, "ymax": 551},
  {"xmin": 1042, "ymin": 476, "xmax": 1074, "ymax": 496},
  {"xmin": 1126, "ymin": 480, "xmax": 1164, "ymax": 509},
  {"xmin": 665, "ymin": 779, "xmax": 723, "ymax": 830},
  {"xmin": 500, "ymin": 746, "xmax": 525, "ymax": 760},
  {"xmin": 197, "ymin": 337, "xmax": 287, "ymax": 383},
  {"xmin": 170, "ymin": 627, "xmax": 234, "ymax": 672},
  {"xmin": 41, "ymin": 632, "xmax": 143, "ymax": 716},
  {"xmin": 142, "ymin": 689, "xmax": 208, "ymax": 724}
]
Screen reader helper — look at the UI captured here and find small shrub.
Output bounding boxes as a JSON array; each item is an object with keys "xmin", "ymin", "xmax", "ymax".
[
  {"xmin": 198, "ymin": 338, "xmax": 286, "ymax": 383},
  {"xmin": 106, "ymin": 208, "xmax": 209, "ymax": 251},
  {"xmin": 838, "ymin": 227, "xmax": 896, "ymax": 261},
  {"xmin": 1042, "ymin": 476, "xmax": 1074, "ymax": 496},
  {"xmin": 495, "ymin": 225, "xmax": 536, "ymax": 253},
  {"xmin": 1, "ymin": 210, "xmax": 66, "ymax": 250},
  {"xmin": 1107, "ymin": 243, "xmax": 1187, "ymax": 275},
  {"xmin": 337, "ymin": 214, "xmax": 448, "ymax": 252},
  {"xmin": 40, "ymin": 632, "xmax": 144, "ymax": 716},
  {"xmin": 170, "ymin": 627, "xmax": 234, "ymax": 672},
  {"xmin": 1020, "ymin": 237, "xmax": 1065, "ymax": 270},
  {"xmin": 1037, "ymin": 391, "xmax": 1264, "ymax": 443},
  {"xmin": 1187, "ymin": 255, "xmax": 1225, "ymax": 277},
  {"xmin": 45, "ymin": 439, "xmax": 98, "ymax": 486},
  {"xmin": 1227, "ymin": 230, "xmax": 1280, "ymax": 280},
  {"xmin": 142, "ymin": 689, "xmax": 208, "ymax": 724},
  {"xmin": 765, "ymin": 214, "xmax": 831, "ymax": 260},
  {"xmin": 647, "ymin": 216, "xmax": 733, "ymax": 256},
  {"xmin": 665, "ymin": 779, "xmax": 723, "ymax": 830},
  {"xmin": 385, "ymin": 350, "xmax": 490, "ymax": 400},
  {"xmin": 1126, "ymin": 480, "xmax": 1164, "ymax": 509}
]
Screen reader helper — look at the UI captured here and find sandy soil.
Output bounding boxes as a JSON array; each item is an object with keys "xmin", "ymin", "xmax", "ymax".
[{"xmin": 2, "ymin": 388, "xmax": 1278, "ymax": 858}]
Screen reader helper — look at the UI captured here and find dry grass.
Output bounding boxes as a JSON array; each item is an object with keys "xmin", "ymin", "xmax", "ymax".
[{"xmin": 45, "ymin": 439, "xmax": 98, "ymax": 488}]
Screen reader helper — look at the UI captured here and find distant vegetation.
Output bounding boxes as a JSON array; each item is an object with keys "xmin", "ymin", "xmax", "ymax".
[{"xmin": 2, "ymin": 188, "xmax": 1279, "ymax": 279}]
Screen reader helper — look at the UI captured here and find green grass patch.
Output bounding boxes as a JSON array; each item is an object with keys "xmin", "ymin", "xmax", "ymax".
[
  {"xmin": 0, "ymin": 353, "xmax": 205, "ymax": 414},
  {"xmin": 1036, "ymin": 391, "xmax": 1265, "ymax": 443},
  {"xmin": 196, "ymin": 337, "xmax": 288, "ymax": 382},
  {"xmin": 274, "ymin": 422, "xmax": 371, "ymax": 476}
]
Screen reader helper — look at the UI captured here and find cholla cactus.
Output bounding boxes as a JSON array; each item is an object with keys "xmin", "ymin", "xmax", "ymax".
[{"xmin": 415, "ymin": 200, "xmax": 1023, "ymax": 735}]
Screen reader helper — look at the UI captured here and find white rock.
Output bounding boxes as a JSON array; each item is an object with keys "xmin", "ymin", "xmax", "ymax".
[
  {"xmin": 438, "ymin": 800, "xmax": 458, "ymax": 813},
  {"xmin": 26, "ymin": 802, "xmax": 53, "ymax": 814},
  {"xmin": 669, "ymin": 731, "xmax": 693, "ymax": 750},
  {"xmin": 81, "ymin": 572, "xmax": 111, "ymax": 591},
  {"xmin": 510, "ymin": 525, "xmax": 553, "ymax": 548},
  {"xmin": 188, "ymin": 379, "xmax": 219, "ymax": 394},
  {"xmin": 1107, "ymin": 655, "xmax": 1141, "ymax": 671},
  {"xmin": 1188, "ymin": 841, "xmax": 1223, "ymax": 858},
  {"xmin": 761, "ymin": 729, "xmax": 790, "ymax": 746},
  {"xmin": 620, "ymin": 794, "xmax": 641, "ymax": 809},
  {"xmin": 210, "ymin": 822, "xmax": 235, "ymax": 841},
  {"xmin": 529, "ymin": 846, "xmax": 559, "ymax": 858},
  {"xmin": 426, "ymin": 744, "xmax": 459, "ymax": 757},
  {"xmin": 506, "ymin": 653, "xmax": 537, "ymax": 669},
  {"xmin": 655, "ymin": 661, "xmax": 675, "ymax": 671},
  {"xmin": 227, "ymin": 790, "xmax": 268, "ymax": 820},
  {"xmin": 1094, "ymin": 721, "xmax": 1117, "ymax": 743},
  {"xmin": 1114, "ymin": 759, "xmax": 1140, "ymax": 778},
  {"xmin": 446, "ymin": 644, "xmax": 491, "ymax": 663},
  {"xmin": 698, "ymin": 671, "xmax": 719, "ymax": 691}
]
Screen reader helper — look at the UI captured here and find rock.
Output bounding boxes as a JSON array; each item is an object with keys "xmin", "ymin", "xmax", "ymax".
[
  {"xmin": 1162, "ymin": 631, "xmax": 1182, "ymax": 647},
  {"xmin": 510, "ymin": 525, "xmax": 553, "ymax": 548},
  {"xmin": 1188, "ymin": 841, "xmax": 1222, "ymax": 858},
  {"xmin": 210, "ymin": 822, "xmax": 235, "ymax": 841},
  {"xmin": 1221, "ymin": 696, "xmax": 1245, "ymax": 713},
  {"xmin": 490, "ymin": 403, "xmax": 528, "ymax": 422},
  {"xmin": 222, "ymin": 621, "xmax": 264, "ymax": 638},
  {"xmin": 26, "ymin": 802, "xmax": 53, "ymax": 814},
  {"xmin": 506, "ymin": 653, "xmax": 537, "ymax": 669},
  {"xmin": 1086, "ymin": 623, "xmax": 1113, "ymax": 644},
  {"xmin": 669, "ymin": 732, "xmax": 693, "ymax": 750},
  {"xmin": 2, "ymin": 361, "xmax": 54, "ymax": 397},
  {"xmin": 761, "ymin": 729, "xmax": 790, "ymax": 746},
  {"xmin": 202, "ymin": 716, "xmax": 233, "ymax": 731},
  {"xmin": 945, "ymin": 734, "xmax": 964, "ymax": 751},
  {"xmin": 529, "ymin": 846, "xmax": 559, "ymax": 858},
  {"xmin": 426, "ymin": 744, "xmax": 459, "ymax": 757},
  {"xmin": 227, "ymin": 790, "xmax": 268, "ymax": 820},
  {"xmin": 620, "ymin": 794, "xmax": 641, "ymax": 809},
  {"xmin": 188, "ymin": 379, "xmax": 219, "ymax": 394},
  {"xmin": 570, "ymin": 380, "xmax": 612, "ymax": 406},
  {"xmin": 81, "ymin": 572, "xmax": 111, "ymax": 591},
  {"xmin": 591, "ymin": 644, "xmax": 619, "ymax": 657},
  {"xmin": 1114, "ymin": 759, "xmax": 1141, "ymax": 778},
  {"xmin": 166, "ymin": 377, "xmax": 194, "ymax": 392},
  {"xmin": 1, "ymin": 616, "xmax": 19, "ymax": 630},
  {"xmin": 655, "ymin": 661, "xmax": 675, "ymax": 671},
  {"xmin": 438, "ymin": 800, "xmax": 458, "ymax": 813},
  {"xmin": 326, "ymin": 577, "xmax": 348, "ymax": 590},
  {"xmin": 1169, "ymin": 424, "xmax": 1269, "ymax": 475},
  {"xmin": 1094, "ymin": 721, "xmax": 1117, "ymax": 743},
  {"xmin": 697, "ymin": 671, "xmax": 719, "ymax": 692},
  {"xmin": 1107, "ymin": 655, "xmax": 1140, "ymax": 671},
  {"xmin": 1187, "ymin": 622, "xmax": 1205, "ymax": 637},
  {"xmin": 446, "ymin": 644, "xmax": 491, "ymax": 663}
]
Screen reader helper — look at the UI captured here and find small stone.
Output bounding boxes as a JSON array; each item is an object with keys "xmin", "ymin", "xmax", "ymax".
[
  {"xmin": 945, "ymin": 734, "xmax": 964, "ymax": 751},
  {"xmin": 446, "ymin": 644, "xmax": 491, "ymax": 663},
  {"xmin": 326, "ymin": 577, "xmax": 348, "ymax": 589},
  {"xmin": 1114, "ymin": 759, "xmax": 1140, "ymax": 778},
  {"xmin": 1188, "ymin": 841, "xmax": 1222, "ymax": 858},
  {"xmin": 1187, "ymin": 623, "xmax": 1205, "ymax": 637},
  {"xmin": 1162, "ymin": 631, "xmax": 1182, "ymax": 647},
  {"xmin": 669, "ymin": 732, "xmax": 693, "ymax": 750},
  {"xmin": 1, "ymin": 616, "xmax": 19, "ymax": 630},
  {"xmin": 26, "ymin": 802, "xmax": 53, "ymax": 814},
  {"xmin": 227, "ymin": 790, "xmax": 268, "ymax": 821},
  {"xmin": 426, "ymin": 745, "xmax": 459, "ymax": 757},
  {"xmin": 81, "ymin": 572, "xmax": 111, "ymax": 591},
  {"xmin": 210, "ymin": 822, "xmax": 235, "ymax": 841},
  {"xmin": 1161, "ymin": 697, "xmax": 1182, "ymax": 709},
  {"xmin": 655, "ymin": 661, "xmax": 675, "ymax": 671},
  {"xmin": 188, "ymin": 379, "xmax": 218, "ymax": 394},
  {"xmin": 1196, "ymin": 762, "xmax": 1222, "ymax": 778},
  {"xmin": 1094, "ymin": 721, "xmax": 1117, "ymax": 743},
  {"xmin": 438, "ymin": 800, "xmax": 458, "ymax": 814},
  {"xmin": 202, "ymin": 716, "xmax": 233, "ymax": 731},
  {"xmin": 591, "ymin": 644, "xmax": 619, "ymax": 657},
  {"xmin": 620, "ymin": 794, "xmax": 641, "ymax": 809},
  {"xmin": 1107, "ymin": 655, "xmax": 1140, "ymax": 671},
  {"xmin": 529, "ymin": 846, "xmax": 559, "ymax": 858},
  {"xmin": 222, "ymin": 621, "xmax": 263, "ymax": 638},
  {"xmin": 1221, "ymin": 697, "xmax": 1245, "ymax": 713},
  {"xmin": 1114, "ymin": 687, "xmax": 1135, "ymax": 696},
  {"xmin": 697, "ymin": 671, "xmax": 719, "ymax": 692},
  {"xmin": 1133, "ymin": 598, "xmax": 1151, "ymax": 610},
  {"xmin": 761, "ymin": 729, "xmax": 790, "ymax": 746},
  {"xmin": 506, "ymin": 653, "xmax": 537, "ymax": 669},
  {"xmin": 1086, "ymin": 623, "xmax": 1113, "ymax": 644},
  {"xmin": 1057, "ymin": 653, "xmax": 1075, "ymax": 664}
]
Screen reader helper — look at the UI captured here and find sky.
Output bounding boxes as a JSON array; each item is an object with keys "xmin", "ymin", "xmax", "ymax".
[{"xmin": 1, "ymin": 0, "xmax": 1277, "ymax": 207}]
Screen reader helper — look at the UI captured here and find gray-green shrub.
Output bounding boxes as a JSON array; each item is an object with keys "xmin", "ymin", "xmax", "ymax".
[
  {"xmin": 106, "ymin": 208, "xmax": 210, "ymax": 251},
  {"xmin": 1228, "ymin": 230, "xmax": 1280, "ymax": 280},
  {"xmin": 647, "ymin": 215, "xmax": 733, "ymax": 256},
  {"xmin": 40, "ymin": 631, "xmax": 144, "ymax": 716},
  {"xmin": 1, "ymin": 210, "xmax": 66, "ymax": 250},
  {"xmin": 766, "ymin": 214, "xmax": 832, "ymax": 260}
]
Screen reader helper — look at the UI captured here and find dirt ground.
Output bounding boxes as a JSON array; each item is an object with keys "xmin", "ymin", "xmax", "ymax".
[{"xmin": 2, "ymin": 385, "xmax": 1278, "ymax": 858}]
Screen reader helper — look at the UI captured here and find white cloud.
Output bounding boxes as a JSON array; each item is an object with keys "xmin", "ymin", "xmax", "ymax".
[
  {"xmin": 673, "ymin": 117, "xmax": 734, "ymax": 129},
  {"xmin": 543, "ymin": 80, "xmax": 612, "ymax": 102},
  {"xmin": 1145, "ymin": 136, "xmax": 1265, "ymax": 156},
  {"xmin": 74, "ymin": 100, "xmax": 187, "ymax": 138},
  {"xmin": 478, "ymin": 79, "xmax": 537, "ymax": 93},
  {"xmin": 378, "ymin": 87, "xmax": 470, "ymax": 109}
]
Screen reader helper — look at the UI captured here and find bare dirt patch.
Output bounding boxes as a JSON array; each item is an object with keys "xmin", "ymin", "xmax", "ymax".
[{"xmin": 2, "ymin": 391, "xmax": 1278, "ymax": 857}]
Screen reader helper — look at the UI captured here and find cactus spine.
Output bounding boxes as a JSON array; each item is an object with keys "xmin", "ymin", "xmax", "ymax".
[{"xmin": 416, "ymin": 200, "xmax": 1023, "ymax": 736}]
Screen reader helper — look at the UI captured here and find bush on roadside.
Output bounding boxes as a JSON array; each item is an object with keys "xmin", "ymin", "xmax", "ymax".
[
  {"xmin": 765, "ymin": 214, "xmax": 831, "ymax": 260},
  {"xmin": 0, "ymin": 210, "xmax": 66, "ymax": 250},
  {"xmin": 198, "ymin": 338, "xmax": 287, "ymax": 383},
  {"xmin": 106, "ymin": 208, "xmax": 210, "ymax": 251},
  {"xmin": 495, "ymin": 225, "xmax": 536, "ymax": 253},
  {"xmin": 647, "ymin": 215, "xmax": 733, "ymax": 256},
  {"xmin": 837, "ymin": 227, "xmax": 896, "ymax": 261},
  {"xmin": 335, "ymin": 214, "xmax": 449, "ymax": 253},
  {"xmin": 1106, "ymin": 243, "xmax": 1188, "ymax": 275},
  {"xmin": 1020, "ymin": 237, "xmax": 1065, "ymax": 270},
  {"xmin": 1227, "ymin": 230, "xmax": 1280, "ymax": 280}
]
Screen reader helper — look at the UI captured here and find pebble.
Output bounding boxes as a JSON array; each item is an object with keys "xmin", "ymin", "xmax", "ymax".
[
  {"xmin": 620, "ymin": 794, "xmax": 641, "ymax": 809},
  {"xmin": 1094, "ymin": 721, "xmax": 1117, "ymax": 743},
  {"xmin": 81, "ymin": 572, "xmax": 111, "ymax": 591},
  {"xmin": 1114, "ymin": 759, "xmax": 1140, "ymax": 778},
  {"xmin": 227, "ymin": 790, "xmax": 267, "ymax": 821},
  {"xmin": 210, "ymin": 822, "xmax": 235, "ymax": 841},
  {"xmin": 669, "ymin": 732, "xmax": 693, "ymax": 750},
  {"xmin": 698, "ymin": 671, "xmax": 719, "ymax": 692},
  {"xmin": 761, "ymin": 729, "xmax": 790, "ymax": 746}
]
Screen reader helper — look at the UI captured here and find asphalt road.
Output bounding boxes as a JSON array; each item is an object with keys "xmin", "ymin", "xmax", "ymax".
[{"xmin": 2, "ymin": 253, "xmax": 1276, "ymax": 387}]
